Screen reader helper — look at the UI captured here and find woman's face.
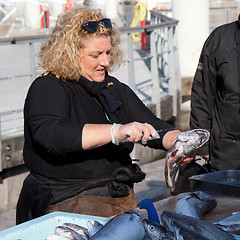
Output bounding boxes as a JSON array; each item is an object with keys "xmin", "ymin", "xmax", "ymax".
[{"xmin": 80, "ymin": 35, "xmax": 112, "ymax": 82}]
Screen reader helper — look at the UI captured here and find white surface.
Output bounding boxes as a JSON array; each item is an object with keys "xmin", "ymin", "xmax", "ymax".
[
  {"xmin": 172, "ymin": 0, "xmax": 209, "ymax": 78},
  {"xmin": 24, "ymin": 0, "xmax": 41, "ymax": 29}
]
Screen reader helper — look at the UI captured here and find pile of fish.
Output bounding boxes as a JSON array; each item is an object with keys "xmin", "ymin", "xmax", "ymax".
[
  {"xmin": 46, "ymin": 210, "xmax": 146, "ymax": 240},
  {"xmin": 164, "ymin": 129, "xmax": 210, "ymax": 194},
  {"xmin": 144, "ymin": 191, "xmax": 239, "ymax": 240},
  {"xmin": 46, "ymin": 191, "xmax": 240, "ymax": 240},
  {"xmin": 46, "ymin": 220, "xmax": 104, "ymax": 239}
]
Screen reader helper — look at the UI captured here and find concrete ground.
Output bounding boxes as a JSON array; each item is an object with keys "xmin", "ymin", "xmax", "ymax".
[{"xmin": 0, "ymin": 157, "xmax": 170, "ymax": 232}]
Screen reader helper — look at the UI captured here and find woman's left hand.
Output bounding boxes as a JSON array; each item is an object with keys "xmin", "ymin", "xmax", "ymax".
[{"xmin": 181, "ymin": 150, "xmax": 196, "ymax": 165}]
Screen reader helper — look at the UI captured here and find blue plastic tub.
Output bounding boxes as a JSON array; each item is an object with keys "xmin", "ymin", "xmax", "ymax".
[{"xmin": 0, "ymin": 211, "xmax": 110, "ymax": 240}]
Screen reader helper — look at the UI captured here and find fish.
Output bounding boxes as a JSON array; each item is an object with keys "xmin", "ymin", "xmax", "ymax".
[
  {"xmin": 214, "ymin": 212, "xmax": 240, "ymax": 237},
  {"xmin": 89, "ymin": 210, "xmax": 146, "ymax": 240},
  {"xmin": 63, "ymin": 223, "xmax": 89, "ymax": 239},
  {"xmin": 164, "ymin": 129, "xmax": 210, "ymax": 194},
  {"xmin": 142, "ymin": 218, "xmax": 174, "ymax": 240},
  {"xmin": 171, "ymin": 221, "xmax": 209, "ymax": 240},
  {"xmin": 160, "ymin": 210, "xmax": 235, "ymax": 240},
  {"xmin": 87, "ymin": 220, "xmax": 104, "ymax": 237},
  {"xmin": 174, "ymin": 191, "xmax": 217, "ymax": 219},
  {"xmin": 62, "ymin": 221, "xmax": 104, "ymax": 239},
  {"xmin": 55, "ymin": 226, "xmax": 85, "ymax": 240}
]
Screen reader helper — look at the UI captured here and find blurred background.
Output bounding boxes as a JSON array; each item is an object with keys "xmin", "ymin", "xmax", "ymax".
[{"xmin": 0, "ymin": 0, "xmax": 239, "ymax": 230}]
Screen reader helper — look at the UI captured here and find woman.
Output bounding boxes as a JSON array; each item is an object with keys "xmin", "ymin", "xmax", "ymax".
[{"xmin": 16, "ymin": 7, "xmax": 181, "ymax": 224}]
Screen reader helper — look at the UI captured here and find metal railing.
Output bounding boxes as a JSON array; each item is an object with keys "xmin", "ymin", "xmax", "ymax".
[
  {"xmin": 0, "ymin": 109, "xmax": 23, "ymax": 136},
  {"xmin": 116, "ymin": 11, "xmax": 180, "ymax": 117},
  {"xmin": 0, "ymin": 34, "xmax": 47, "ymax": 139}
]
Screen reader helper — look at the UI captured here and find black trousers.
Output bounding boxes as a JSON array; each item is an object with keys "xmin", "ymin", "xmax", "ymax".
[{"xmin": 16, "ymin": 173, "xmax": 52, "ymax": 225}]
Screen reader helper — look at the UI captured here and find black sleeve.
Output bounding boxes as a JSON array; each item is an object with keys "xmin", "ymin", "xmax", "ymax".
[
  {"xmin": 24, "ymin": 76, "xmax": 83, "ymax": 154},
  {"xmin": 120, "ymin": 82, "xmax": 176, "ymax": 150},
  {"xmin": 190, "ymin": 35, "xmax": 217, "ymax": 155}
]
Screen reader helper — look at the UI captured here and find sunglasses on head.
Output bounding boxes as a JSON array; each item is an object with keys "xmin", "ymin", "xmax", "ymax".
[{"xmin": 81, "ymin": 18, "xmax": 112, "ymax": 33}]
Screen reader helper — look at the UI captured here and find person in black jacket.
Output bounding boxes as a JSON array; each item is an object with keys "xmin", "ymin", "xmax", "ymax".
[
  {"xmin": 190, "ymin": 15, "xmax": 240, "ymax": 171},
  {"xmin": 170, "ymin": 15, "xmax": 240, "ymax": 195},
  {"xmin": 16, "ymin": 7, "xmax": 183, "ymax": 224}
]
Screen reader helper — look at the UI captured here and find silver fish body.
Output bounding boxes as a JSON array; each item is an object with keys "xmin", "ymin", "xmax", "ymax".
[
  {"xmin": 164, "ymin": 129, "xmax": 210, "ymax": 193},
  {"xmin": 174, "ymin": 191, "xmax": 217, "ymax": 219},
  {"xmin": 55, "ymin": 226, "xmax": 85, "ymax": 240},
  {"xmin": 63, "ymin": 223, "xmax": 89, "ymax": 239},
  {"xmin": 161, "ymin": 211, "xmax": 235, "ymax": 240},
  {"xmin": 89, "ymin": 210, "xmax": 145, "ymax": 240},
  {"xmin": 214, "ymin": 212, "xmax": 240, "ymax": 237},
  {"xmin": 172, "ymin": 221, "xmax": 209, "ymax": 240}
]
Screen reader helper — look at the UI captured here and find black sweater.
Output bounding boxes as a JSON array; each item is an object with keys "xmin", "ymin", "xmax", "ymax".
[{"xmin": 24, "ymin": 74, "xmax": 173, "ymax": 181}]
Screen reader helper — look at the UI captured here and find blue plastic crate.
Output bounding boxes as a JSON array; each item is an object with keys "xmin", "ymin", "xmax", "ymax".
[{"xmin": 0, "ymin": 211, "xmax": 110, "ymax": 240}]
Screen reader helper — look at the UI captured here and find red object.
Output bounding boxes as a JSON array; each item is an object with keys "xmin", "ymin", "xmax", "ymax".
[
  {"xmin": 141, "ymin": 20, "xmax": 146, "ymax": 51},
  {"xmin": 40, "ymin": 5, "xmax": 44, "ymax": 28},
  {"xmin": 65, "ymin": 0, "xmax": 72, "ymax": 12}
]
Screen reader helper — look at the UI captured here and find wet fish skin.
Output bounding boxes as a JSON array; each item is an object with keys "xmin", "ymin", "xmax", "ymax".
[
  {"xmin": 89, "ymin": 210, "xmax": 145, "ymax": 240},
  {"xmin": 164, "ymin": 129, "xmax": 210, "ymax": 193},
  {"xmin": 174, "ymin": 191, "xmax": 217, "ymax": 219},
  {"xmin": 161, "ymin": 210, "xmax": 235, "ymax": 240},
  {"xmin": 63, "ymin": 223, "xmax": 89, "ymax": 239},
  {"xmin": 214, "ymin": 212, "xmax": 240, "ymax": 226},
  {"xmin": 55, "ymin": 226, "xmax": 85, "ymax": 240},
  {"xmin": 214, "ymin": 212, "xmax": 240, "ymax": 237},
  {"xmin": 172, "ymin": 221, "xmax": 209, "ymax": 240},
  {"xmin": 142, "ymin": 218, "xmax": 174, "ymax": 240},
  {"xmin": 87, "ymin": 221, "xmax": 103, "ymax": 237}
]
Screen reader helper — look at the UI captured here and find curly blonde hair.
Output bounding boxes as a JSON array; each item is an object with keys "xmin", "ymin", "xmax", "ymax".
[{"xmin": 38, "ymin": 7, "xmax": 122, "ymax": 80}]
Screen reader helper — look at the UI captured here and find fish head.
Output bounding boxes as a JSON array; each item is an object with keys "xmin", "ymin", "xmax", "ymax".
[
  {"xmin": 142, "ymin": 219, "xmax": 168, "ymax": 239},
  {"xmin": 178, "ymin": 129, "xmax": 210, "ymax": 155},
  {"xmin": 164, "ymin": 129, "xmax": 210, "ymax": 193},
  {"xmin": 160, "ymin": 211, "xmax": 175, "ymax": 231}
]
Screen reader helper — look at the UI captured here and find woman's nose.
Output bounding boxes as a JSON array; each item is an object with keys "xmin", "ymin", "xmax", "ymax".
[{"xmin": 100, "ymin": 54, "xmax": 110, "ymax": 67}]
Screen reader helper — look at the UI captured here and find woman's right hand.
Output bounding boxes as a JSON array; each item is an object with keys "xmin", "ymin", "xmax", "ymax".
[
  {"xmin": 110, "ymin": 122, "xmax": 160, "ymax": 145},
  {"xmin": 82, "ymin": 122, "xmax": 160, "ymax": 150}
]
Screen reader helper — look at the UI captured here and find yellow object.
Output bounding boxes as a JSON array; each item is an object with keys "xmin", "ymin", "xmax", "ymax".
[{"xmin": 130, "ymin": 1, "xmax": 148, "ymax": 41}]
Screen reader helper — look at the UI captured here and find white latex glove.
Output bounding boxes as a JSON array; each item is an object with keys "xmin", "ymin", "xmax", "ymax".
[{"xmin": 110, "ymin": 122, "xmax": 160, "ymax": 145}]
